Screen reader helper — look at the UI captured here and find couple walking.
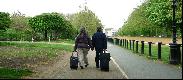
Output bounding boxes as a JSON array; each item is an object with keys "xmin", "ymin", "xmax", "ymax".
[{"xmin": 74, "ymin": 27, "xmax": 107, "ymax": 69}]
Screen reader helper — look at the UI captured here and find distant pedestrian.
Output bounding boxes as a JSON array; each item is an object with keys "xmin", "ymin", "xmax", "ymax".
[
  {"xmin": 74, "ymin": 27, "xmax": 92, "ymax": 69},
  {"xmin": 91, "ymin": 27, "xmax": 107, "ymax": 68}
]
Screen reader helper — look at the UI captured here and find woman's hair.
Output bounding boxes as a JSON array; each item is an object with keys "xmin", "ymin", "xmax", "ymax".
[
  {"xmin": 80, "ymin": 27, "xmax": 86, "ymax": 34},
  {"xmin": 78, "ymin": 27, "xmax": 87, "ymax": 37}
]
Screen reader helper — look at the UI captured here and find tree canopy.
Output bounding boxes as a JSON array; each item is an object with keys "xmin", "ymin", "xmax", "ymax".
[
  {"xmin": 29, "ymin": 12, "xmax": 77, "ymax": 40},
  {"xmin": 68, "ymin": 8, "xmax": 103, "ymax": 36},
  {"xmin": 117, "ymin": 0, "xmax": 182, "ymax": 37},
  {"xmin": 0, "ymin": 12, "xmax": 11, "ymax": 31}
]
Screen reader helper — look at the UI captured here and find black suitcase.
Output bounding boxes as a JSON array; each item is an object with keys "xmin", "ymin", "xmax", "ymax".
[
  {"xmin": 100, "ymin": 50, "xmax": 110, "ymax": 71},
  {"xmin": 70, "ymin": 51, "xmax": 79, "ymax": 70}
]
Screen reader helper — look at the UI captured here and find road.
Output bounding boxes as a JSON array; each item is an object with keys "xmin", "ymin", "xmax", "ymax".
[{"xmin": 108, "ymin": 42, "xmax": 182, "ymax": 79}]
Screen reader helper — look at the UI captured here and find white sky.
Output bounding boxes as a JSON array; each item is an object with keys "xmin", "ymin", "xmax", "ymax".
[{"xmin": 0, "ymin": 0, "xmax": 144, "ymax": 30}]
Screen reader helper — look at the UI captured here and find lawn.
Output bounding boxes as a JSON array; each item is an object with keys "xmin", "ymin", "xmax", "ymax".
[{"xmin": 0, "ymin": 39, "xmax": 74, "ymax": 79}]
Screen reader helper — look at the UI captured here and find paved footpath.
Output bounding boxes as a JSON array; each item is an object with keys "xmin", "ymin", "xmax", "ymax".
[
  {"xmin": 108, "ymin": 42, "xmax": 182, "ymax": 79},
  {"xmin": 52, "ymin": 51, "xmax": 126, "ymax": 79},
  {"xmin": 26, "ymin": 50, "xmax": 126, "ymax": 79}
]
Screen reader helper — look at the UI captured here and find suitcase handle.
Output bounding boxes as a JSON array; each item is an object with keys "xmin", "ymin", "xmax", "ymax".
[
  {"xmin": 72, "ymin": 51, "xmax": 78, "ymax": 56},
  {"xmin": 103, "ymin": 49, "xmax": 107, "ymax": 53}
]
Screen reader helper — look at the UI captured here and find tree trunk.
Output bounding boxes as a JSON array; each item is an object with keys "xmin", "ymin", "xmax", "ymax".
[
  {"xmin": 44, "ymin": 30, "xmax": 47, "ymax": 40},
  {"xmin": 50, "ymin": 30, "xmax": 53, "ymax": 40}
]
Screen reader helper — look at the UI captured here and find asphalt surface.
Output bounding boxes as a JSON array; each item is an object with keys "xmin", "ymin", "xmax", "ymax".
[{"xmin": 108, "ymin": 42, "xmax": 182, "ymax": 79}]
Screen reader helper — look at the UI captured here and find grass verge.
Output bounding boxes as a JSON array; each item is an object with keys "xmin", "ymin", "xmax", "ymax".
[
  {"xmin": 0, "ymin": 67, "xmax": 32, "ymax": 79},
  {"xmin": 0, "ymin": 39, "xmax": 74, "ymax": 79}
]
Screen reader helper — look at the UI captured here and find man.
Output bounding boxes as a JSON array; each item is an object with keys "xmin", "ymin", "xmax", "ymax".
[{"xmin": 91, "ymin": 27, "xmax": 107, "ymax": 68}]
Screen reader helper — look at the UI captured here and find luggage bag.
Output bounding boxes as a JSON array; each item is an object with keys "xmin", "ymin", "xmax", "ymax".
[
  {"xmin": 100, "ymin": 50, "xmax": 110, "ymax": 71},
  {"xmin": 70, "ymin": 51, "xmax": 79, "ymax": 70}
]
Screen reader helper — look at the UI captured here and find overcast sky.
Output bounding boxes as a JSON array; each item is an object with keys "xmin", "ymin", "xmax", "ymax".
[{"xmin": 0, "ymin": 0, "xmax": 144, "ymax": 30}]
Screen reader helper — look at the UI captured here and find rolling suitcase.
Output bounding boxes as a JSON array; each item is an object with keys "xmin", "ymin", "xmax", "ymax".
[
  {"xmin": 70, "ymin": 51, "xmax": 79, "ymax": 70},
  {"xmin": 100, "ymin": 50, "xmax": 111, "ymax": 71}
]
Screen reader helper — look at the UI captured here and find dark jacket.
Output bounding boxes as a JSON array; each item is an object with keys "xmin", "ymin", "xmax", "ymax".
[
  {"xmin": 92, "ymin": 32, "xmax": 107, "ymax": 50},
  {"xmin": 74, "ymin": 33, "xmax": 92, "ymax": 51}
]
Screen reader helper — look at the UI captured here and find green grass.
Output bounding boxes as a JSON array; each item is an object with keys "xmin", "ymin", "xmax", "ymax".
[
  {"xmin": 50, "ymin": 39, "xmax": 74, "ymax": 44},
  {"xmin": 0, "ymin": 40, "xmax": 74, "ymax": 78},
  {"xmin": 0, "ymin": 41, "xmax": 74, "ymax": 58},
  {"xmin": 0, "ymin": 67, "xmax": 32, "ymax": 79}
]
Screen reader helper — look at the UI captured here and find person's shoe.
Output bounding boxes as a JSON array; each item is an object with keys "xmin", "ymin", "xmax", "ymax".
[
  {"xmin": 85, "ymin": 64, "xmax": 89, "ymax": 67},
  {"xmin": 96, "ymin": 64, "xmax": 99, "ymax": 68},
  {"xmin": 96, "ymin": 66, "xmax": 99, "ymax": 68},
  {"xmin": 80, "ymin": 66, "xmax": 84, "ymax": 69}
]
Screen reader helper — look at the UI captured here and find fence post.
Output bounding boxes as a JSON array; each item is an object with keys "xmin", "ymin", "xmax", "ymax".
[
  {"xmin": 31, "ymin": 37, "xmax": 34, "ymax": 42},
  {"xmin": 125, "ymin": 39, "xmax": 126, "ymax": 48},
  {"xmin": 136, "ymin": 41, "xmax": 139, "ymax": 53},
  {"xmin": 127, "ymin": 40, "xmax": 128, "ymax": 49},
  {"xmin": 116, "ymin": 38, "xmax": 119, "ymax": 45},
  {"xmin": 121, "ymin": 39, "xmax": 123, "ymax": 46},
  {"xmin": 118, "ymin": 39, "xmax": 120, "ymax": 45},
  {"xmin": 132, "ymin": 40, "xmax": 135, "ymax": 51},
  {"xmin": 130, "ymin": 40, "xmax": 132, "ymax": 50},
  {"xmin": 123, "ymin": 39, "xmax": 124, "ymax": 47},
  {"xmin": 119, "ymin": 39, "xmax": 122, "ymax": 46},
  {"xmin": 115, "ymin": 38, "xmax": 117, "ymax": 45},
  {"xmin": 141, "ymin": 41, "xmax": 144, "ymax": 54},
  {"xmin": 148, "ymin": 42, "xmax": 152, "ymax": 57},
  {"xmin": 112, "ymin": 38, "xmax": 114, "ymax": 44},
  {"xmin": 158, "ymin": 42, "xmax": 162, "ymax": 59}
]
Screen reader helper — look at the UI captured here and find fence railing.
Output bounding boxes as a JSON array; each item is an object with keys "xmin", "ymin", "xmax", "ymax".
[{"xmin": 107, "ymin": 37, "xmax": 182, "ymax": 64}]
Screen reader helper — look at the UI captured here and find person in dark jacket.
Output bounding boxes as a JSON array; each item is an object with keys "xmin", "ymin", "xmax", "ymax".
[
  {"xmin": 91, "ymin": 27, "xmax": 107, "ymax": 68},
  {"xmin": 74, "ymin": 27, "xmax": 92, "ymax": 69}
]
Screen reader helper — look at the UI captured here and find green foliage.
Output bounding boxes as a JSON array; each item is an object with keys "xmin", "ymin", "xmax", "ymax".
[
  {"xmin": 117, "ymin": 0, "xmax": 182, "ymax": 37},
  {"xmin": 0, "ymin": 12, "xmax": 11, "ymax": 30},
  {"xmin": 10, "ymin": 11, "xmax": 31, "ymax": 31},
  {"xmin": 0, "ymin": 28, "xmax": 32, "ymax": 41},
  {"xmin": 29, "ymin": 12, "xmax": 77, "ymax": 40},
  {"xmin": 69, "ymin": 8, "xmax": 102, "ymax": 36},
  {"xmin": 0, "ymin": 67, "xmax": 32, "ymax": 79},
  {"xmin": 117, "ymin": 3, "xmax": 162, "ymax": 37},
  {"xmin": 144, "ymin": 0, "xmax": 182, "ymax": 34},
  {"xmin": 0, "ymin": 41, "xmax": 74, "ymax": 58},
  {"xmin": 59, "ymin": 20, "xmax": 77, "ymax": 39}
]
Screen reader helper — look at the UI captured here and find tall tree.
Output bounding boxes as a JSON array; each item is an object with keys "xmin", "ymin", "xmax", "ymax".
[
  {"xmin": 144, "ymin": 0, "xmax": 182, "ymax": 36},
  {"xmin": 10, "ymin": 11, "xmax": 31, "ymax": 31},
  {"xmin": 0, "ymin": 12, "xmax": 11, "ymax": 31},
  {"xmin": 29, "ymin": 12, "xmax": 77, "ymax": 40},
  {"xmin": 69, "ymin": 7, "xmax": 103, "ymax": 36},
  {"xmin": 10, "ymin": 11, "xmax": 32, "ymax": 40},
  {"xmin": 117, "ymin": 2, "xmax": 161, "ymax": 37}
]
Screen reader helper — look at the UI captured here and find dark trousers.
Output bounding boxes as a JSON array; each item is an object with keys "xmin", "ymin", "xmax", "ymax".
[{"xmin": 95, "ymin": 48, "xmax": 103, "ymax": 67}]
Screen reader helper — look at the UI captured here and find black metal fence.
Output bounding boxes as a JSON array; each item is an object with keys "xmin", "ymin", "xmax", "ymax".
[{"xmin": 107, "ymin": 37, "xmax": 182, "ymax": 64}]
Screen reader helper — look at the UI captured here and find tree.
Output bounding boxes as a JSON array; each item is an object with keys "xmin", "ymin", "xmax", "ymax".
[
  {"xmin": 117, "ymin": 2, "xmax": 161, "ymax": 37},
  {"xmin": 0, "ymin": 12, "xmax": 11, "ymax": 31},
  {"xmin": 10, "ymin": 11, "xmax": 32, "ymax": 40},
  {"xmin": 144, "ymin": 0, "xmax": 182, "ymax": 37},
  {"xmin": 29, "ymin": 12, "xmax": 77, "ymax": 40},
  {"xmin": 69, "ymin": 8, "xmax": 103, "ymax": 36},
  {"xmin": 117, "ymin": 0, "xmax": 182, "ymax": 37}
]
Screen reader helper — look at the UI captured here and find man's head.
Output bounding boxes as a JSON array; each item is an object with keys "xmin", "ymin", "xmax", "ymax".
[{"xmin": 97, "ymin": 27, "xmax": 103, "ymax": 32}]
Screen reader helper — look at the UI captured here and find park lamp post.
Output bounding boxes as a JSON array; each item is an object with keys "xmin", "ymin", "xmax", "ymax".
[{"xmin": 169, "ymin": 0, "xmax": 181, "ymax": 65}]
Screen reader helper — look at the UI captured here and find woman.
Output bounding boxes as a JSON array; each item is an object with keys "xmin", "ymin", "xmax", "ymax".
[{"xmin": 74, "ymin": 27, "xmax": 92, "ymax": 69}]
